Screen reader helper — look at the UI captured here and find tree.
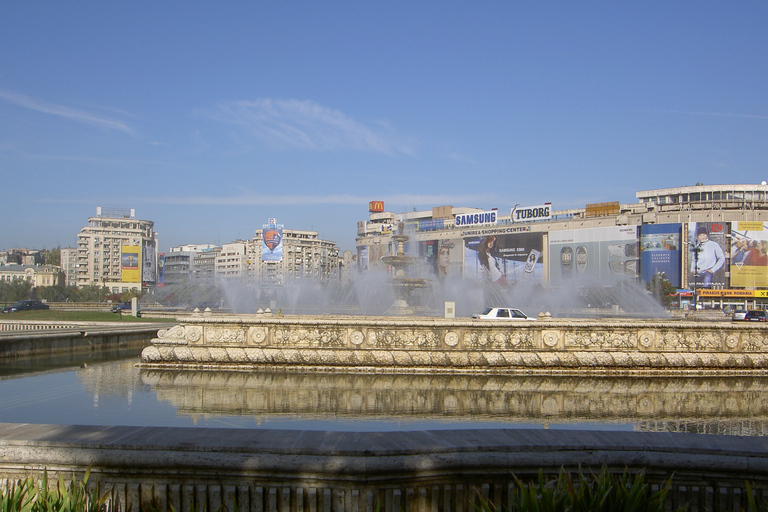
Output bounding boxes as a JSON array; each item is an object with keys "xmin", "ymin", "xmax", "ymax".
[
  {"xmin": 41, "ymin": 246, "xmax": 61, "ymax": 266},
  {"xmin": 647, "ymin": 273, "xmax": 677, "ymax": 308},
  {"xmin": 0, "ymin": 280, "xmax": 33, "ymax": 303}
]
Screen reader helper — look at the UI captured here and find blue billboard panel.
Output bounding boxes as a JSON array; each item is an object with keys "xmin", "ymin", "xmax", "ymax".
[{"xmin": 639, "ymin": 223, "xmax": 681, "ymax": 287}]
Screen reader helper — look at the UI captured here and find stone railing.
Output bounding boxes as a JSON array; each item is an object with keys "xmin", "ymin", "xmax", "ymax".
[
  {"xmin": 139, "ymin": 314, "xmax": 768, "ymax": 373},
  {"xmin": 1, "ymin": 423, "xmax": 767, "ymax": 512},
  {"xmin": 0, "ymin": 321, "xmax": 76, "ymax": 332}
]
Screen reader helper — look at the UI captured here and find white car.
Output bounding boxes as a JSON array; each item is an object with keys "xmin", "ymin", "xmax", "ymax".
[{"xmin": 472, "ymin": 307, "xmax": 533, "ymax": 320}]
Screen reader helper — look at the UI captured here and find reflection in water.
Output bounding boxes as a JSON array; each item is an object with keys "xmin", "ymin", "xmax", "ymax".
[{"xmin": 136, "ymin": 369, "xmax": 768, "ymax": 436}]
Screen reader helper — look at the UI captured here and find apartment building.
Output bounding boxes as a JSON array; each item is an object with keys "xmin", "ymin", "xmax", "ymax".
[
  {"xmin": 75, "ymin": 207, "xmax": 158, "ymax": 293},
  {"xmin": 248, "ymin": 221, "xmax": 340, "ymax": 286}
]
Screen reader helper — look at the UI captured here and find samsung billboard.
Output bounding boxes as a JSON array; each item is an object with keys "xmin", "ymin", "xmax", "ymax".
[{"xmin": 454, "ymin": 210, "xmax": 497, "ymax": 227}]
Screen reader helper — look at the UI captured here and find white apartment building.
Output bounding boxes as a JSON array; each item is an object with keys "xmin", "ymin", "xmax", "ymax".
[
  {"xmin": 60, "ymin": 247, "xmax": 78, "ymax": 286},
  {"xmin": 164, "ymin": 244, "xmax": 220, "ymax": 286},
  {"xmin": 215, "ymin": 241, "xmax": 249, "ymax": 281},
  {"xmin": 248, "ymin": 223, "xmax": 340, "ymax": 286},
  {"xmin": 75, "ymin": 207, "xmax": 158, "ymax": 293}
]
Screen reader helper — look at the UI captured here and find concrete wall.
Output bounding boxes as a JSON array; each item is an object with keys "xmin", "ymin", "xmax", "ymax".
[
  {"xmin": 1, "ymin": 423, "xmax": 767, "ymax": 512},
  {"xmin": 140, "ymin": 314, "xmax": 768, "ymax": 372},
  {"xmin": 0, "ymin": 324, "xmax": 164, "ymax": 359}
]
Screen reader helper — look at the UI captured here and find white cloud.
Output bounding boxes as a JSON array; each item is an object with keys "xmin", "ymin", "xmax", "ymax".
[
  {"xmin": 212, "ymin": 98, "xmax": 416, "ymax": 155},
  {"xmin": 0, "ymin": 89, "xmax": 134, "ymax": 134}
]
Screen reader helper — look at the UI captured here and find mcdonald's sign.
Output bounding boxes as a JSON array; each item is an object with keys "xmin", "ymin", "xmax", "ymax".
[{"xmin": 369, "ymin": 201, "xmax": 385, "ymax": 213}]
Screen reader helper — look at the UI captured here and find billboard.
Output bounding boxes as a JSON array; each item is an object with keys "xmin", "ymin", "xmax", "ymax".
[
  {"xmin": 464, "ymin": 232, "xmax": 545, "ymax": 285},
  {"xmin": 121, "ymin": 245, "xmax": 141, "ymax": 283},
  {"xmin": 548, "ymin": 226, "xmax": 638, "ymax": 286},
  {"xmin": 639, "ymin": 223, "xmax": 682, "ymax": 287},
  {"xmin": 730, "ymin": 221, "xmax": 768, "ymax": 288},
  {"xmin": 686, "ymin": 222, "xmax": 728, "ymax": 289},
  {"xmin": 369, "ymin": 201, "xmax": 385, "ymax": 212},
  {"xmin": 262, "ymin": 222, "xmax": 284, "ymax": 262},
  {"xmin": 434, "ymin": 238, "xmax": 463, "ymax": 281},
  {"xmin": 142, "ymin": 244, "xmax": 156, "ymax": 283},
  {"xmin": 357, "ymin": 245, "xmax": 369, "ymax": 271},
  {"xmin": 454, "ymin": 210, "xmax": 498, "ymax": 227},
  {"xmin": 157, "ymin": 253, "xmax": 166, "ymax": 287},
  {"xmin": 511, "ymin": 203, "xmax": 551, "ymax": 222}
]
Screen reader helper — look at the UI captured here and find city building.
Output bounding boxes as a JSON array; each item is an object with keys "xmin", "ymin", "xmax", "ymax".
[
  {"xmin": 0, "ymin": 264, "xmax": 64, "ymax": 288},
  {"xmin": 248, "ymin": 219, "xmax": 340, "ymax": 286},
  {"xmin": 75, "ymin": 207, "xmax": 159, "ymax": 293},
  {"xmin": 164, "ymin": 244, "xmax": 219, "ymax": 286},
  {"xmin": 192, "ymin": 246, "xmax": 221, "ymax": 284},
  {"xmin": 60, "ymin": 247, "xmax": 78, "ymax": 286},
  {"xmin": 216, "ymin": 241, "xmax": 249, "ymax": 282},
  {"xmin": 356, "ymin": 184, "xmax": 768, "ymax": 310}
]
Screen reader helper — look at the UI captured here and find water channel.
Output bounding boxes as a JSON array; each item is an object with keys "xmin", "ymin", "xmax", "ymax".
[{"xmin": 3, "ymin": 344, "xmax": 768, "ymax": 436}]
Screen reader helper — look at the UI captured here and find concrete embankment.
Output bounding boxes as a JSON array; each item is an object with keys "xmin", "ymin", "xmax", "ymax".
[
  {"xmin": 0, "ymin": 322, "xmax": 165, "ymax": 359},
  {"xmin": 0, "ymin": 423, "xmax": 766, "ymax": 512}
]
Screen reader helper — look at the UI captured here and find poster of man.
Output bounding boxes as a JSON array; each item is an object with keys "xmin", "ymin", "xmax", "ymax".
[{"xmin": 686, "ymin": 222, "xmax": 728, "ymax": 289}]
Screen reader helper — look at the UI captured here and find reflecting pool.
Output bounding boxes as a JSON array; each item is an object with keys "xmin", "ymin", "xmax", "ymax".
[{"xmin": 2, "ymin": 351, "xmax": 768, "ymax": 435}]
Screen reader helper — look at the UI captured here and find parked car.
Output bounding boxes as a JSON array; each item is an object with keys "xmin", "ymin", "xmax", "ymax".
[
  {"xmin": 744, "ymin": 310, "xmax": 767, "ymax": 322},
  {"xmin": 732, "ymin": 309, "xmax": 748, "ymax": 321},
  {"xmin": 2, "ymin": 300, "xmax": 50, "ymax": 313},
  {"xmin": 472, "ymin": 307, "xmax": 533, "ymax": 320},
  {"xmin": 111, "ymin": 301, "xmax": 140, "ymax": 313}
]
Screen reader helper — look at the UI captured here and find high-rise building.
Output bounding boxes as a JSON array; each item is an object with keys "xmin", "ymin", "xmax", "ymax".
[
  {"xmin": 164, "ymin": 244, "xmax": 219, "ymax": 286},
  {"xmin": 247, "ymin": 220, "xmax": 340, "ymax": 286},
  {"xmin": 75, "ymin": 207, "xmax": 158, "ymax": 293},
  {"xmin": 60, "ymin": 247, "xmax": 78, "ymax": 286}
]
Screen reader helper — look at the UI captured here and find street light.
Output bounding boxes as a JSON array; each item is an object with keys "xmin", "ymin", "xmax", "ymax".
[{"xmin": 690, "ymin": 241, "xmax": 703, "ymax": 310}]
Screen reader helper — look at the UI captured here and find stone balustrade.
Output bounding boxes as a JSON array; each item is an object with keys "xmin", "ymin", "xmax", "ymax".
[
  {"xmin": 140, "ymin": 314, "xmax": 768, "ymax": 372},
  {"xmin": 1, "ymin": 423, "xmax": 767, "ymax": 512}
]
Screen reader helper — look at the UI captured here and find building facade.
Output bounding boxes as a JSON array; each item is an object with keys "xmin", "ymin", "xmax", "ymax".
[
  {"xmin": 0, "ymin": 264, "xmax": 64, "ymax": 288},
  {"xmin": 60, "ymin": 247, "xmax": 78, "ymax": 286},
  {"xmin": 163, "ymin": 244, "xmax": 220, "ymax": 286},
  {"xmin": 248, "ymin": 220, "xmax": 340, "ymax": 286},
  {"xmin": 75, "ymin": 207, "xmax": 158, "ymax": 293},
  {"xmin": 356, "ymin": 184, "xmax": 768, "ymax": 309}
]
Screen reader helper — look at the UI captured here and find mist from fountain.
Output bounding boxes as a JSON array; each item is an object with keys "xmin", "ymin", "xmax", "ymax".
[{"xmin": 146, "ymin": 241, "xmax": 668, "ymax": 319}]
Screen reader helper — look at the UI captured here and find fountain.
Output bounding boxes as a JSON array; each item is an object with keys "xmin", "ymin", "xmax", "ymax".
[{"xmin": 380, "ymin": 222, "xmax": 433, "ymax": 315}]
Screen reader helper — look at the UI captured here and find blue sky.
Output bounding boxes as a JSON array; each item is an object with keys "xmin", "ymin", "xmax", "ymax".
[{"xmin": 1, "ymin": 2, "xmax": 767, "ymax": 253}]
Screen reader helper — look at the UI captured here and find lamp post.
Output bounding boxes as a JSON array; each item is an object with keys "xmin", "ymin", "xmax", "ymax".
[{"xmin": 691, "ymin": 241, "xmax": 702, "ymax": 311}]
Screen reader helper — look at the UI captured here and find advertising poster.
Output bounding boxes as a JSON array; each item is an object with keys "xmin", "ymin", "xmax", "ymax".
[
  {"xmin": 730, "ymin": 221, "xmax": 768, "ymax": 288},
  {"xmin": 548, "ymin": 226, "xmax": 638, "ymax": 287},
  {"xmin": 685, "ymin": 222, "xmax": 728, "ymax": 289},
  {"xmin": 435, "ymin": 238, "xmax": 464, "ymax": 281},
  {"xmin": 157, "ymin": 253, "xmax": 166, "ymax": 287},
  {"xmin": 142, "ymin": 244, "xmax": 156, "ymax": 283},
  {"xmin": 357, "ymin": 246, "xmax": 369, "ymax": 271},
  {"xmin": 464, "ymin": 232, "xmax": 545, "ymax": 286},
  {"xmin": 121, "ymin": 245, "xmax": 141, "ymax": 284},
  {"xmin": 262, "ymin": 226, "xmax": 284, "ymax": 262},
  {"xmin": 639, "ymin": 224, "xmax": 682, "ymax": 287}
]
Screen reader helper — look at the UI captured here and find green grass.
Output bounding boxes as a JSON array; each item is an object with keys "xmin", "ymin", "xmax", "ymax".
[
  {"xmin": 0, "ymin": 310, "xmax": 176, "ymax": 323},
  {"xmin": 7, "ymin": 469, "xmax": 767, "ymax": 512}
]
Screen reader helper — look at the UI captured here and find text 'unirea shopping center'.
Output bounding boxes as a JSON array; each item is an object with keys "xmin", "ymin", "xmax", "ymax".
[{"xmin": 355, "ymin": 184, "xmax": 768, "ymax": 310}]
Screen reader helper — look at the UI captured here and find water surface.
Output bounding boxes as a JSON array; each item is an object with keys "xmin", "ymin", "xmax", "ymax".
[{"xmin": 2, "ymin": 352, "xmax": 767, "ymax": 435}]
